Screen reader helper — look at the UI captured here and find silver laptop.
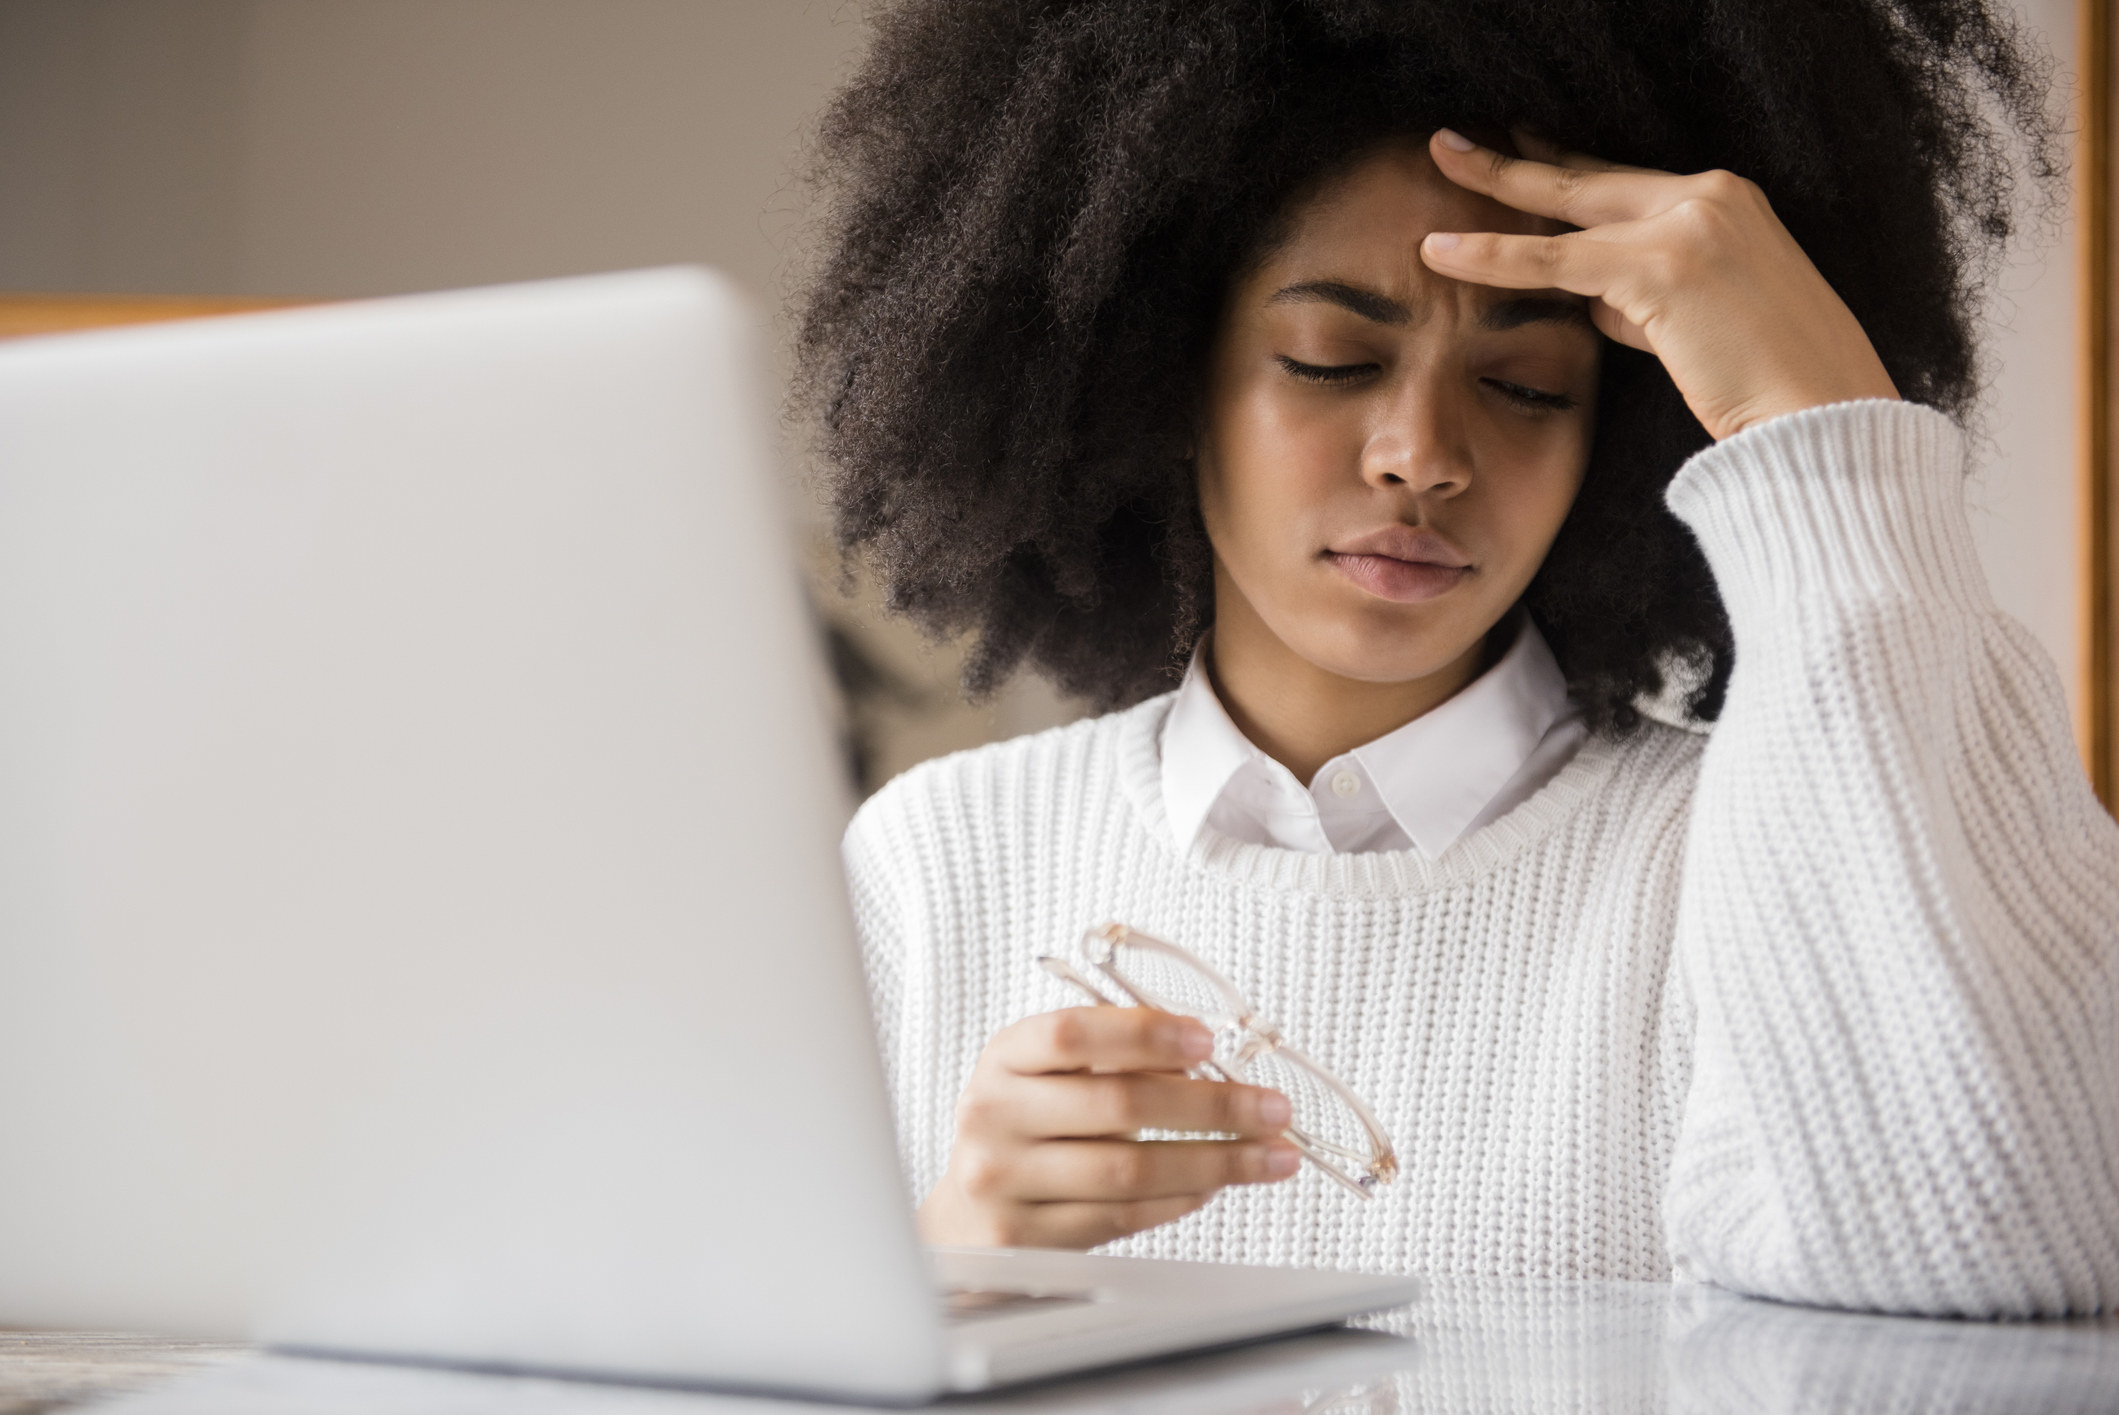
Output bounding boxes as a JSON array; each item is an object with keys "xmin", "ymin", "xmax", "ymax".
[{"xmin": 0, "ymin": 269, "xmax": 1420, "ymax": 1404}]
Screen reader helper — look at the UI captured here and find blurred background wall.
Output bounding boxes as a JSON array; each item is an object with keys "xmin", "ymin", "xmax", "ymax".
[
  {"xmin": 0, "ymin": 0, "xmax": 1080, "ymax": 793},
  {"xmin": 0, "ymin": 0, "xmax": 2092, "ymax": 788}
]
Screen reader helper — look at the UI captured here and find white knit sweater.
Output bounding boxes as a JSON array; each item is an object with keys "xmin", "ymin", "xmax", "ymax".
[{"xmin": 842, "ymin": 400, "xmax": 2119, "ymax": 1317}]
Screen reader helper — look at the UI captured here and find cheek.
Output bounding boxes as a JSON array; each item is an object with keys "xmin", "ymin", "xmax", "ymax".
[
  {"xmin": 1198, "ymin": 382, "xmax": 1349, "ymax": 551},
  {"xmin": 1476, "ymin": 439, "xmax": 1589, "ymax": 575}
]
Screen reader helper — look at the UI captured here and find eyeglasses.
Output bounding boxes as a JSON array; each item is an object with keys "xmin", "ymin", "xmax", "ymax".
[{"xmin": 1037, "ymin": 922, "xmax": 1398, "ymax": 1198}]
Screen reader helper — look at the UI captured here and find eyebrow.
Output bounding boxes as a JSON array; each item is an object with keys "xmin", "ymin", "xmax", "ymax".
[
  {"xmin": 1266, "ymin": 280, "xmax": 1410, "ymax": 325},
  {"xmin": 1478, "ymin": 296, "xmax": 1594, "ymax": 333},
  {"xmin": 1265, "ymin": 280, "xmax": 1593, "ymax": 334}
]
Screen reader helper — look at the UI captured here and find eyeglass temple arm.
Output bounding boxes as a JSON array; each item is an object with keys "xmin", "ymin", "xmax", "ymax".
[
  {"xmin": 1282, "ymin": 1128, "xmax": 1379, "ymax": 1200},
  {"xmin": 1037, "ymin": 955, "xmax": 1123, "ymax": 1007}
]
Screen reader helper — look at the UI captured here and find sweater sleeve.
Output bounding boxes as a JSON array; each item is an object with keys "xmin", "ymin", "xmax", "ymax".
[{"xmin": 1660, "ymin": 398, "xmax": 2119, "ymax": 1317}]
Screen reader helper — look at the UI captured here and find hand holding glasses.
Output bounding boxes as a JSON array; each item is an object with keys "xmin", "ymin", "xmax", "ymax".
[{"xmin": 1038, "ymin": 922, "xmax": 1398, "ymax": 1198}]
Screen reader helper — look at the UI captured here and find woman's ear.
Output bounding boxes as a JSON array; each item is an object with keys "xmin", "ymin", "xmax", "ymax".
[
  {"xmin": 1171, "ymin": 412, "xmax": 1200, "ymax": 467},
  {"xmin": 1183, "ymin": 392, "xmax": 1214, "ymax": 465}
]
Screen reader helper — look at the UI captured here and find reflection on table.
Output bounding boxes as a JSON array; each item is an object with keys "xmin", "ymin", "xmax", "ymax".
[{"xmin": 20, "ymin": 1275, "xmax": 2119, "ymax": 1415}]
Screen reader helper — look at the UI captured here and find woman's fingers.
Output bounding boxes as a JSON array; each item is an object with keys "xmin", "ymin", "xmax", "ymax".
[
  {"xmin": 1004, "ymin": 1137, "xmax": 1301, "ymax": 1202},
  {"xmin": 1420, "ymin": 228, "xmax": 1615, "ymax": 294},
  {"xmin": 986, "ymin": 1004, "xmax": 1212, "ymax": 1076},
  {"xmin": 990, "ymin": 1069, "xmax": 1293, "ymax": 1141},
  {"xmin": 1420, "ymin": 126, "xmax": 1898, "ymax": 439},
  {"xmin": 921, "ymin": 1006, "xmax": 1307, "ymax": 1249},
  {"xmin": 1004, "ymin": 1194, "xmax": 1218, "ymax": 1249},
  {"xmin": 1430, "ymin": 128, "xmax": 1670, "ymax": 228},
  {"xmin": 1507, "ymin": 127, "xmax": 1659, "ymax": 177},
  {"xmin": 1419, "ymin": 229, "xmax": 1655, "ymax": 351}
]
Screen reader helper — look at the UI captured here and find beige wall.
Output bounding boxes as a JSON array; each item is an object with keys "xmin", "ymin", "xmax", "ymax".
[
  {"xmin": 1970, "ymin": 0, "xmax": 2086, "ymax": 728},
  {"xmin": 0, "ymin": 0, "xmax": 865, "ymax": 306},
  {"xmin": 235, "ymin": 2, "xmax": 855, "ymax": 310},
  {"xmin": 0, "ymin": 0, "xmax": 1078, "ymax": 786},
  {"xmin": 0, "ymin": 0, "xmax": 2092, "ymax": 761},
  {"xmin": 0, "ymin": 0, "xmax": 249, "ymax": 293}
]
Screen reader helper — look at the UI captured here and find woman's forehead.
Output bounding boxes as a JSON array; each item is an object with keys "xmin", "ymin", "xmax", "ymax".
[
  {"xmin": 1276, "ymin": 138, "xmax": 1560, "ymax": 257},
  {"xmin": 1239, "ymin": 139, "xmax": 1573, "ymax": 319}
]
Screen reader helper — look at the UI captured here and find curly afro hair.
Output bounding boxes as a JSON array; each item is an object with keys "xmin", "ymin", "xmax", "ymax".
[{"xmin": 795, "ymin": 0, "xmax": 2058, "ymax": 728}]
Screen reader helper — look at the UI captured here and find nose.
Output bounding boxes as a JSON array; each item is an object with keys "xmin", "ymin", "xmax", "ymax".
[{"xmin": 1360, "ymin": 375, "xmax": 1472, "ymax": 498}]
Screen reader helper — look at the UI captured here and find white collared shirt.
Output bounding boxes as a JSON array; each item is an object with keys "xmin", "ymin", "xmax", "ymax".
[{"xmin": 1158, "ymin": 620, "xmax": 1587, "ymax": 857}]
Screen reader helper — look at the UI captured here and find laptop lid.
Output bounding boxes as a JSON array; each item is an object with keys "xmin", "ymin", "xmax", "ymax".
[{"xmin": 0, "ymin": 269, "xmax": 948, "ymax": 1403}]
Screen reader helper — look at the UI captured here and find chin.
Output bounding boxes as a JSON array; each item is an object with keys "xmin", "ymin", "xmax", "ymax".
[
  {"xmin": 1296, "ymin": 626, "xmax": 1478, "ymax": 686},
  {"xmin": 1288, "ymin": 587, "xmax": 1506, "ymax": 681}
]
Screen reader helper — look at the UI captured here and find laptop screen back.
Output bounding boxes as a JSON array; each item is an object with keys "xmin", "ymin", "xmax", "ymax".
[{"xmin": 0, "ymin": 269, "xmax": 946, "ymax": 1402}]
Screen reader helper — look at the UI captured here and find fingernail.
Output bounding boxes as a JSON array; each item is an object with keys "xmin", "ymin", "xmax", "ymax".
[
  {"xmin": 1258, "ymin": 1092, "xmax": 1292, "ymax": 1129},
  {"xmin": 1265, "ymin": 1145, "xmax": 1301, "ymax": 1179},
  {"xmin": 1177, "ymin": 1023, "xmax": 1214, "ymax": 1060},
  {"xmin": 1436, "ymin": 127, "xmax": 1477, "ymax": 152},
  {"xmin": 1426, "ymin": 232, "xmax": 1462, "ymax": 252}
]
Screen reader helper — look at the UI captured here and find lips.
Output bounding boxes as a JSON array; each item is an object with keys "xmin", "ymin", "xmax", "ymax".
[{"xmin": 1323, "ymin": 525, "xmax": 1473, "ymax": 604}]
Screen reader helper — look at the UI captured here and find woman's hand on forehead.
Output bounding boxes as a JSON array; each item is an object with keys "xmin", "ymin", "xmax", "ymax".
[{"xmin": 1416, "ymin": 128, "xmax": 1900, "ymax": 441}]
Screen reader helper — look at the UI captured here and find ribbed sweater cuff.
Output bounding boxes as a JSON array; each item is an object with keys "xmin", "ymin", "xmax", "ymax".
[{"xmin": 1662, "ymin": 399, "xmax": 1990, "ymax": 627}]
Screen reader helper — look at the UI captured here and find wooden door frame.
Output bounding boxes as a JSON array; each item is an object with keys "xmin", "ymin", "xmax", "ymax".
[
  {"xmin": 0, "ymin": 292, "xmax": 301, "ymax": 341},
  {"xmin": 2086, "ymin": 0, "xmax": 2115, "ymax": 808}
]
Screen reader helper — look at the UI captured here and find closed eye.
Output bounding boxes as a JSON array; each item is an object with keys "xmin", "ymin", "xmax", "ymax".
[
  {"xmin": 1482, "ymin": 377, "xmax": 1578, "ymax": 412},
  {"xmin": 1277, "ymin": 355, "xmax": 1379, "ymax": 386}
]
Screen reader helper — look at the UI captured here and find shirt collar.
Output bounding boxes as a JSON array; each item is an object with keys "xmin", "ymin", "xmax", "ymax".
[
  {"xmin": 1159, "ymin": 645, "xmax": 1277, "ymax": 855},
  {"xmin": 1348, "ymin": 618, "xmax": 1573, "ymax": 857},
  {"xmin": 1158, "ymin": 618, "xmax": 1576, "ymax": 858}
]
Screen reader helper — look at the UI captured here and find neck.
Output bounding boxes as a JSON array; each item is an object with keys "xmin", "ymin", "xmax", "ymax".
[{"xmin": 1207, "ymin": 578, "xmax": 1502, "ymax": 785}]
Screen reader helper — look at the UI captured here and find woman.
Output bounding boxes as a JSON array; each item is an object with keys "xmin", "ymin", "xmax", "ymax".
[{"xmin": 798, "ymin": 0, "xmax": 2118, "ymax": 1317}]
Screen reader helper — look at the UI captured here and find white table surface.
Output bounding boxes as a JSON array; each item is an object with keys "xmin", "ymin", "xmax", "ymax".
[{"xmin": 12, "ymin": 1275, "xmax": 2119, "ymax": 1415}]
